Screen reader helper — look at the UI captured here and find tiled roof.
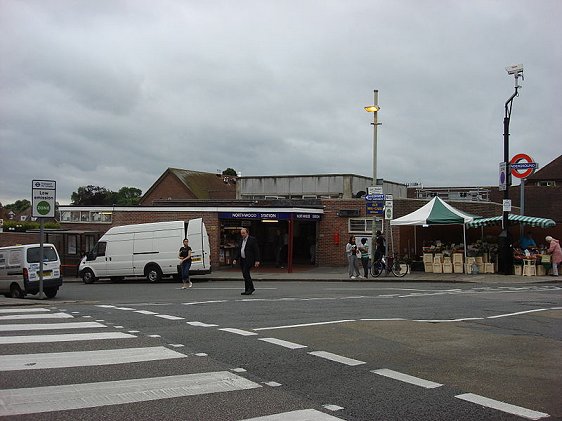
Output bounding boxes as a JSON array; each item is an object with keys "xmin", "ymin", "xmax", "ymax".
[
  {"xmin": 526, "ymin": 154, "xmax": 562, "ymax": 181},
  {"xmin": 168, "ymin": 168, "xmax": 237, "ymax": 199}
]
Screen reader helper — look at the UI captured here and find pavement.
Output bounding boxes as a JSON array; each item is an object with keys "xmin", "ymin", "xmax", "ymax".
[{"xmin": 1, "ymin": 265, "xmax": 560, "ymax": 306}]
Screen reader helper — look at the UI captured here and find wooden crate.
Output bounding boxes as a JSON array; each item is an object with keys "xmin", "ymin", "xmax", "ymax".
[
  {"xmin": 423, "ymin": 253, "xmax": 434, "ymax": 263},
  {"xmin": 484, "ymin": 263, "xmax": 494, "ymax": 274},
  {"xmin": 453, "ymin": 253, "xmax": 464, "ymax": 264},
  {"xmin": 433, "ymin": 263, "xmax": 443, "ymax": 273},
  {"xmin": 513, "ymin": 265, "xmax": 522, "ymax": 276},
  {"xmin": 453, "ymin": 263, "xmax": 464, "ymax": 273},
  {"xmin": 443, "ymin": 262, "xmax": 453, "ymax": 273},
  {"xmin": 424, "ymin": 263, "xmax": 433, "ymax": 272}
]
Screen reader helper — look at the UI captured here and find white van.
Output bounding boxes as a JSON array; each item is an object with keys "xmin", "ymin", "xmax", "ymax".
[
  {"xmin": 0, "ymin": 243, "xmax": 63, "ymax": 298},
  {"xmin": 78, "ymin": 219, "xmax": 211, "ymax": 283}
]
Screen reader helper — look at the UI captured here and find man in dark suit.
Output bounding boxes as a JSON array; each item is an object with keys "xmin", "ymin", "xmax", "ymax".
[{"xmin": 232, "ymin": 227, "xmax": 260, "ymax": 295}]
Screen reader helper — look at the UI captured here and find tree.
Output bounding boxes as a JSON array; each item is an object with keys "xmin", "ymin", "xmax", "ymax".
[
  {"xmin": 114, "ymin": 187, "xmax": 142, "ymax": 206},
  {"xmin": 222, "ymin": 168, "xmax": 237, "ymax": 176},
  {"xmin": 71, "ymin": 186, "xmax": 114, "ymax": 206},
  {"xmin": 5, "ymin": 199, "xmax": 31, "ymax": 213}
]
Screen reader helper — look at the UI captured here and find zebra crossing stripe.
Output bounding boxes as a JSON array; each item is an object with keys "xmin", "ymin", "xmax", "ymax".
[
  {"xmin": 308, "ymin": 351, "xmax": 365, "ymax": 366},
  {"xmin": 0, "ymin": 322, "xmax": 106, "ymax": 332},
  {"xmin": 0, "ymin": 308, "xmax": 52, "ymax": 314},
  {"xmin": 240, "ymin": 409, "xmax": 345, "ymax": 420},
  {"xmin": 0, "ymin": 371, "xmax": 261, "ymax": 416},
  {"xmin": 0, "ymin": 346, "xmax": 186, "ymax": 371},
  {"xmin": 0, "ymin": 332, "xmax": 135, "ymax": 344},
  {"xmin": 0, "ymin": 313, "xmax": 73, "ymax": 321}
]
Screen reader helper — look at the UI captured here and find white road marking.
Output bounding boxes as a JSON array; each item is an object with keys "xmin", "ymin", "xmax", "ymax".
[
  {"xmin": 455, "ymin": 393, "xmax": 550, "ymax": 420},
  {"xmin": 169, "ymin": 344, "xmax": 184, "ymax": 348},
  {"xmin": 0, "ymin": 312, "xmax": 73, "ymax": 320},
  {"xmin": 219, "ymin": 328, "xmax": 258, "ymax": 336},
  {"xmin": 232, "ymin": 368, "xmax": 247, "ymax": 372},
  {"xmin": 0, "ymin": 346, "xmax": 185, "ymax": 371},
  {"xmin": 372, "ymin": 369, "xmax": 442, "ymax": 389},
  {"xmin": 323, "ymin": 404, "xmax": 344, "ymax": 411},
  {"xmin": 415, "ymin": 318, "xmax": 484, "ymax": 323},
  {"xmin": 147, "ymin": 334, "xmax": 161, "ymax": 338},
  {"xmin": 258, "ymin": 338, "xmax": 307, "ymax": 349},
  {"xmin": 0, "ymin": 371, "xmax": 261, "ymax": 417},
  {"xmin": 183, "ymin": 300, "xmax": 228, "ymax": 305},
  {"xmin": 264, "ymin": 381, "xmax": 282, "ymax": 387},
  {"xmin": 95, "ymin": 305, "xmax": 115, "ymax": 308},
  {"xmin": 253, "ymin": 320, "xmax": 355, "ymax": 331},
  {"xmin": 241, "ymin": 409, "xmax": 345, "ymax": 420},
  {"xmin": 187, "ymin": 321, "xmax": 219, "ymax": 327},
  {"xmin": 0, "ymin": 308, "xmax": 51, "ymax": 314},
  {"xmin": 154, "ymin": 314, "xmax": 184, "ymax": 320},
  {"xmin": 195, "ymin": 353, "xmax": 208, "ymax": 357},
  {"xmin": 134, "ymin": 310, "xmax": 158, "ymax": 315},
  {"xmin": 0, "ymin": 322, "xmax": 106, "ymax": 332},
  {"xmin": 309, "ymin": 351, "xmax": 365, "ymax": 366},
  {"xmin": 361, "ymin": 318, "xmax": 407, "ymax": 321},
  {"xmin": 114, "ymin": 307, "xmax": 135, "ymax": 310},
  {"xmin": 0, "ymin": 332, "xmax": 135, "ymax": 344},
  {"xmin": 487, "ymin": 309, "xmax": 549, "ymax": 319}
]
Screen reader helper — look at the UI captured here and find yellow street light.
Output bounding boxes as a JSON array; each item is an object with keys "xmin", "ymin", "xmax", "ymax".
[{"xmin": 364, "ymin": 105, "xmax": 380, "ymax": 113}]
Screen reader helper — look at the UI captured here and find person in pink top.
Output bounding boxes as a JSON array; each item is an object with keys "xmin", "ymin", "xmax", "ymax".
[{"xmin": 545, "ymin": 236, "xmax": 562, "ymax": 276}]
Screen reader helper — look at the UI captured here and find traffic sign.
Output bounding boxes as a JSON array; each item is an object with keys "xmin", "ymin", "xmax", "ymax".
[
  {"xmin": 32, "ymin": 179, "xmax": 56, "ymax": 218},
  {"xmin": 499, "ymin": 162, "xmax": 507, "ymax": 191},
  {"xmin": 510, "ymin": 153, "xmax": 538, "ymax": 179},
  {"xmin": 365, "ymin": 194, "xmax": 385, "ymax": 201}
]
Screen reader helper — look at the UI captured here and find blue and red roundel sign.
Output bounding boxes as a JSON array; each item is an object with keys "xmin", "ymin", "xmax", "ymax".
[{"xmin": 510, "ymin": 153, "xmax": 538, "ymax": 179}]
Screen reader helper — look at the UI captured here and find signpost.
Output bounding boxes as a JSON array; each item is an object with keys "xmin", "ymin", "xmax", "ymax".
[
  {"xmin": 32, "ymin": 180, "xmax": 56, "ymax": 299},
  {"xmin": 509, "ymin": 153, "xmax": 538, "ymax": 237}
]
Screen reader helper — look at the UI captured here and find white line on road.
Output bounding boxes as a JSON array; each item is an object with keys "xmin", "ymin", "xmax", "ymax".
[
  {"xmin": 187, "ymin": 321, "xmax": 219, "ymax": 327},
  {"xmin": 253, "ymin": 320, "xmax": 355, "ymax": 331},
  {"xmin": 154, "ymin": 314, "xmax": 185, "ymax": 320},
  {"xmin": 0, "ymin": 346, "xmax": 185, "ymax": 371},
  {"xmin": 361, "ymin": 318, "xmax": 407, "ymax": 321},
  {"xmin": 414, "ymin": 318, "xmax": 485, "ymax": 323},
  {"xmin": 241, "ymin": 409, "xmax": 345, "ymax": 420},
  {"xmin": 134, "ymin": 310, "xmax": 159, "ymax": 315},
  {"xmin": 258, "ymin": 338, "xmax": 307, "ymax": 349},
  {"xmin": 0, "ymin": 332, "xmax": 135, "ymax": 344},
  {"xmin": 371, "ymin": 369, "xmax": 442, "ymax": 389},
  {"xmin": 308, "ymin": 351, "xmax": 365, "ymax": 366},
  {"xmin": 0, "ymin": 322, "xmax": 106, "ymax": 332},
  {"xmin": 219, "ymin": 328, "xmax": 258, "ymax": 336},
  {"xmin": 0, "ymin": 312, "xmax": 73, "ymax": 320},
  {"xmin": 0, "ymin": 308, "xmax": 51, "ymax": 314},
  {"xmin": 183, "ymin": 300, "xmax": 228, "ymax": 305},
  {"xmin": 0, "ymin": 371, "xmax": 261, "ymax": 417},
  {"xmin": 487, "ymin": 309, "xmax": 549, "ymax": 319},
  {"xmin": 455, "ymin": 393, "xmax": 550, "ymax": 420}
]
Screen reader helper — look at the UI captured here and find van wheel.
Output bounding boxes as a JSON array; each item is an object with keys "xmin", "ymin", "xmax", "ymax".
[
  {"xmin": 9, "ymin": 284, "xmax": 24, "ymax": 299},
  {"xmin": 44, "ymin": 288, "xmax": 58, "ymax": 299},
  {"xmin": 146, "ymin": 265, "xmax": 163, "ymax": 283},
  {"xmin": 82, "ymin": 269, "xmax": 97, "ymax": 284}
]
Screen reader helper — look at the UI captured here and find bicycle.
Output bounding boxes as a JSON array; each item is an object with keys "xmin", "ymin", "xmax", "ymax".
[{"xmin": 370, "ymin": 253, "xmax": 409, "ymax": 277}]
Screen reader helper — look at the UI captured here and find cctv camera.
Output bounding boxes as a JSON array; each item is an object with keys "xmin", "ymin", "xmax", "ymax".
[{"xmin": 506, "ymin": 64, "xmax": 523, "ymax": 75}]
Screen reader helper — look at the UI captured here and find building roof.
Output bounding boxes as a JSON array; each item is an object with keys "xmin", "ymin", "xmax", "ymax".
[
  {"xmin": 526, "ymin": 154, "xmax": 562, "ymax": 182},
  {"xmin": 141, "ymin": 168, "xmax": 237, "ymax": 204}
]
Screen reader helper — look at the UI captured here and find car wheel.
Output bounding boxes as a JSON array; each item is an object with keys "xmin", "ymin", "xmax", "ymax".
[
  {"xmin": 9, "ymin": 284, "xmax": 25, "ymax": 299},
  {"xmin": 82, "ymin": 269, "xmax": 97, "ymax": 284},
  {"xmin": 44, "ymin": 288, "xmax": 58, "ymax": 299},
  {"xmin": 146, "ymin": 265, "xmax": 163, "ymax": 283}
]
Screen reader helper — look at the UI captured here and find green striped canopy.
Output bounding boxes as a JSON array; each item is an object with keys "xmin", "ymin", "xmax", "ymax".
[{"xmin": 467, "ymin": 214, "xmax": 556, "ymax": 229}]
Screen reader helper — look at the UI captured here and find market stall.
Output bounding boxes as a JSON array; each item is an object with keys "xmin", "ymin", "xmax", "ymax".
[{"xmin": 390, "ymin": 197, "xmax": 476, "ymax": 272}]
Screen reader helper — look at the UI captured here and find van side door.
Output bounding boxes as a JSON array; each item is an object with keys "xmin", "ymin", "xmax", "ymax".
[
  {"xmin": 187, "ymin": 218, "xmax": 210, "ymax": 271},
  {"xmin": 86, "ymin": 241, "xmax": 108, "ymax": 277}
]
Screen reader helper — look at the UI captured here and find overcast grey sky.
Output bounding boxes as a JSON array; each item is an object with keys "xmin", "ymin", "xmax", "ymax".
[{"xmin": 1, "ymin": 0, "xmax": 560, "ymax": 205}]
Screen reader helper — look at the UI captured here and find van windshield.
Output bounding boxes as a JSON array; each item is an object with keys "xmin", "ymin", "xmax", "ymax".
[{"xmin": 27, "ymin": 247, "xmax": 58, "ymax": 263}]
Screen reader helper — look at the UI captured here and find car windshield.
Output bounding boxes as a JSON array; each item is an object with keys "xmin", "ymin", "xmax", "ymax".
[{"xmin": 27, "ymin": 247, "xmax": 58, "ymax": 263}]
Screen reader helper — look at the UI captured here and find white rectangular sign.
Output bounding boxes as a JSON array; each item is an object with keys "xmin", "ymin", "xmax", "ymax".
[
  {"xmin": 32, "ymin": 180, "xmax": 56, "ymax": 218},
  {"xmin": 502, "ymin": 199, "xmax": 512, "ymax": 212},
  {"xmin": 368, "ymin": 186, "xmax": 383, "ymax": 195}
]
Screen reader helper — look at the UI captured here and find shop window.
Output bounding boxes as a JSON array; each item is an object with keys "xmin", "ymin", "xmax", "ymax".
[
  {"xmin": 349, "ymin": 218, "xmax": 383, "ymax": 233},
  {"xmin": 81, "ymin": 212, "xmax": 90, "ymax": 222},
  {"xmin": 100, "ymin": 212, "xmax": 112, "ymax": 223},
  {"xmin": 67, "ymin": 235, "xmax": 78, "ymax": 255},
  {"xmin": 70, "ymin": 211, "xmax": 80, "ymax": 222},
  {"xmin": 60, "ymin": 211, "xmax": 71, "ymax": 222}
]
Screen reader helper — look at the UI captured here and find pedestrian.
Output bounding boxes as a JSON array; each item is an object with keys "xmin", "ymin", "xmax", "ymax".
[
  {"xmin": 178, "ymin": 238, "xmax": 192, "ymax": 289},
  {"xmin": 359, "ymin": 237, "xmax": 370, "ymax": 278},
  {"xmin": 545, "ymin": 236, "xmax": 561, "ymax": 276},
  {"xmin": 519, "ymin": 231, "xmax": 537, "ymax": 251},
  {"xmin": 345, "ymin": 236, "xmax": 362, "ymax": 279},
  {"xmin": 374, "ymin": 230, "xmax": 386, "ymax": 263},
  {"xmin": 233, "ymin": 228, "xmax": 261, "ymax": 295}
]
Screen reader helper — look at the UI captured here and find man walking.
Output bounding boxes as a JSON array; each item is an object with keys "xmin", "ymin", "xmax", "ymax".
[{"xmin": 233, "ymin": 228, "xmax": 261, "ymax": 295}]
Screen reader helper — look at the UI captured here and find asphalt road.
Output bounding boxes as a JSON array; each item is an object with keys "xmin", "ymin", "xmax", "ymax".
[{"xmin": 1, "ymin": 280, "xmax": 561, "ymax": 420}]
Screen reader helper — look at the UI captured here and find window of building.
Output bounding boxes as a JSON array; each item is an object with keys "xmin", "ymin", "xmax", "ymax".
[
  {"xmin": 67, "ymin": 235, "xmax": 78, "ymax": 255},
  {"xmin": 537, "ymin": 181, "xmax": 556, "ymax": 187},
  {"xmin": 59, "ymin": 211, "xmax": 112, "ymax": 223},
  {"xmin": 349, "ymin": 218, "xmax": 383, "ymax": 233}
]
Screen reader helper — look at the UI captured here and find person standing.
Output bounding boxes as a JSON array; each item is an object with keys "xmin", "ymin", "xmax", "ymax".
[
  {"xmin": 345, "ymin": 236, "xmax": 361, "ymax": 279},
  {"xmin": 545, "ymin": 236, "xmax": 561, "ymax": 276},
  {"xmin": 374, "ymin": 230, "xmax": 386, "ymax": 263},
  {"xmin": 519, "ymin": 231, "xmax": 537, "ymax": 251},
  {"xmin": 233, "ymin": 228, "xmax": 261, "ymax": 294},
  {"xmin": 359, "ymin": 237, "xmax": 370, "ymax": 278},
  {"xmin": 178, "ymin": 238, "xmax": 192, "ymax": 289}
]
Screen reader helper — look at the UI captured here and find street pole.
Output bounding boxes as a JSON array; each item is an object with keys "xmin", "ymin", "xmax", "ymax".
[
  {"xmin": 371, "ymin": 90, "xmax": 379, "ymax": 251},
  {"xmin": 500, "ymin": 64, "xmax": 523, "ymax": 275}
]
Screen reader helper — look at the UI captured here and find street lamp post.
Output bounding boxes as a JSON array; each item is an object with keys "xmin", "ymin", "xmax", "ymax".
[
  {"xmin": 364, "ymin": 90, "xmax": 381, "ymax": 252},
  {"xmin": 500, "ymin": 64, "xmax": 524, "ymax": 275}
]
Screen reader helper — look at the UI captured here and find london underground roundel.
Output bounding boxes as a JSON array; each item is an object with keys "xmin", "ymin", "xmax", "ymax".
[{"xmin": 510, "ymin": 153, "xmax": 537, "ymax": 179}]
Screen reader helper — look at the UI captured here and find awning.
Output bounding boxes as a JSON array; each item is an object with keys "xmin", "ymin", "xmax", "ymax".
[{"xmin": 466, "ymin": 214, "xmax": 556, "ymax": 229}]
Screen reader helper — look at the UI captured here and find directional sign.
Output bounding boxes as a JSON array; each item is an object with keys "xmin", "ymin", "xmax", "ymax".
[
  {"xmin": 32, "ymin": 179, "xmax": 56, "ymax": 218},
  {"xmin": 366, "ymin": 201, "xmax": 385, "ymax": 216},
  {"xmin": 365, "ymin": 194, "xmax": 385, "ymax": 201}
]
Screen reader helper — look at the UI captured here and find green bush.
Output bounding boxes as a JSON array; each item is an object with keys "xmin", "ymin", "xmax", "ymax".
[{"xmin": 1, "ymin": 220, "xmax": 60, "ymax": 232}]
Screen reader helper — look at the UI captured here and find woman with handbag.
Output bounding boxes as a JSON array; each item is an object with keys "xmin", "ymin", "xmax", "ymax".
[{"xmin": 545, "ymin": 236, "xmax": 561, "ymax": 276}]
